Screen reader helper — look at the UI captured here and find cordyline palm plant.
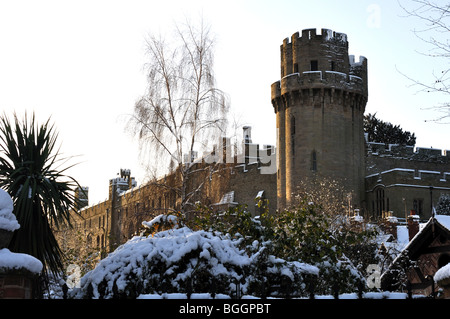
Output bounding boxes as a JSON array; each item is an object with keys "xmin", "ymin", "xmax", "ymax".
[{"xmin": 0, "ymin": 112, "xmax": 81, "ymax": 278}]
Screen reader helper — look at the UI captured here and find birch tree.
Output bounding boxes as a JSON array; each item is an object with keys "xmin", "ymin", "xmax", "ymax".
[
  {"xmin": 399, "ymin": 0, "xmax": 450, "ymax": 122},
  {"xmin": 127, "ymin": 19, "xmax": 229, "ymax": 213}
]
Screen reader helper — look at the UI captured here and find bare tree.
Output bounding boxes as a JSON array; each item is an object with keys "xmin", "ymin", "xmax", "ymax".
[
  {"xmin": 398, "ymin": 0, "xmax": 450, "ymax": 122},
  {"xmin": 127, "ymin": 18, "xmax": 229, "ymax": 213}
]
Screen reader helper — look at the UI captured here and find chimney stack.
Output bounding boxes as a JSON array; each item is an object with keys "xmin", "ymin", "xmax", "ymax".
[
  {"xmin": 382, "ymin": 211, "xmax": 398, "ymax": 240},
  {"xmin": 407, "ymin": 211, "xmax": 420, "ymax": 241},
  {"xmin": 243, "ymin": 126, "xmax": 252, "ymax": 144}
]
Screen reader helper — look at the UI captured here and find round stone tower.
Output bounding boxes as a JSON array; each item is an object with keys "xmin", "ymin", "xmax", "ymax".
[{"xmin": 271, "ymin": 28, "xmax": 368, "ymax": 210}]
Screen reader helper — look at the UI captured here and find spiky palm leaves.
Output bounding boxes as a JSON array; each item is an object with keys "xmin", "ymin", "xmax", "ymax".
[{"xmin": 0, "ymin": 112, "xmax": 80, "ymax": 277}]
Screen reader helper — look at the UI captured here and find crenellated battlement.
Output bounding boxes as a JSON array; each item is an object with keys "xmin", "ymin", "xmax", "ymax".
[
  {"xmin": 272, "ymin": 68, "xmax": 367, "ymax": 98},
  {"xmin": 367, "ymin": 142, "xmax": 450, "ymax": 163},
  {"xmin": 350, "ymin": 55, "xmax": 367, "ymax": 67},
  {"xmin": 273, "ymin": 28, "xmax": 368, "ymax": 108},
  {"xmin": 282, "ymin": 28, "xmax": 348, "ymax": 46}
]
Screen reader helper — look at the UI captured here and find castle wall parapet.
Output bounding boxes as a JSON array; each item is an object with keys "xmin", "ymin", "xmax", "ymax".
[
  {"xmin": 274, "ymin": 28, "xmax": 368, "ymax": 104},
  {"xmin": 273, "ymin": 70, "xmax": 366, "ymax": 97},
  {"xmin": 367, "ymin": 142, "xmax": 449, "ymax": 163},
  {"xmin": 365, "ymin": 167, "xmax": 450, "ymax": 191}
]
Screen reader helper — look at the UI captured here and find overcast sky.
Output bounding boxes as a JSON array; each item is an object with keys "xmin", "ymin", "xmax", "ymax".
[{"xmin": 0, "ymin": 0, "xmax": 449, "ymax": 204}]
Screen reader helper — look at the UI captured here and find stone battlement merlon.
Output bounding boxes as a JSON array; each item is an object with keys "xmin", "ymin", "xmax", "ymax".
[
  {"xmin": 349, "ymin": 55, "xmax": 367, "ymax": 66},
  {"xmin": 367, "ymin": 142, "xmax": 450, "ymax": 161},
  {"xmin": 282, "ymin": 28, "xmax": 349, "ymax": 44},
  {"xmin": 278, "ymin": 28, "xmax": 367, "ymax": 98}
]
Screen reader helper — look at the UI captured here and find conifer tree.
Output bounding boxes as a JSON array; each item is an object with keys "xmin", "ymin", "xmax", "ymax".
[
  {"xmin": 436, "ymin": 194, "xmax": 450, "ymax": 215},
  {"xmin": 364, "ymin": 113, "xmax": 416, "ymax": 146}
]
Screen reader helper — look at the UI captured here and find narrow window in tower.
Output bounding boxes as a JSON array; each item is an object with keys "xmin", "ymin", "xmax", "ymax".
[
  {"xmin": 294, "ymin": 63, "xmax": 298, "ymax": 73},
  {"xmin": 311, "ymin": 150, "xmax": 317, "ymax": 172},
  {"xmin": 331, "ymin": 61, "xmax": 335, "ymax": 71},
  {"xmin": 291, "ymin": 138, "xmax": 295, "ymax": 156},
  {"xmin": 290, "ymin": 116, "xmax": 295, "ymax": 157},
  {"xmin": 310, "ymin": 60, "xmax": 318, "ymax": 71},
  {"xmin": 290, "ymin": 116, "xmax": 295, "ymax": 135}
]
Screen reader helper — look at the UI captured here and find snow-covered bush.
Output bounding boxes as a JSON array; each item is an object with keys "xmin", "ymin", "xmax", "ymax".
[
  {"xmin": 193, "ymin": 200, "xmax": 375, "ymax": 295},
  {"xmin": 72, "ymin": 221, "xmax": 318, "ymax": 299},
  {"xmin": 435, "ymin": 263, "xmax": 450, "ymax": 285},
  {"xmin": 0, "ymin": 188, "xmax": 19, "ymax": 233},
  {"xmin": 0, "ymin": 189, "xmax": 43, "ymax": 276},
  {"xmin": 0, "ymin": 248, "xmax": 43, "ymax": 275},
  {"xmin": 72, "ymin": 192, "xmax": 379, "ymax": 299}
]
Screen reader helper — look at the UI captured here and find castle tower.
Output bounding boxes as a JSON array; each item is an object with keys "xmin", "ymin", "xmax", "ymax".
[
  {"xmin": 74, "ymin": 186, "xmax": 89, "ymax": 210},
  {"xmin": 271, "ymin": 28, "xmax": 368, "ymax": 210}
]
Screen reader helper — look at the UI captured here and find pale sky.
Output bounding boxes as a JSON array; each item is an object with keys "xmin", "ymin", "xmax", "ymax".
[{"xmin": 0, "ymin": 0, "xmax": 449, "ymax": 205}]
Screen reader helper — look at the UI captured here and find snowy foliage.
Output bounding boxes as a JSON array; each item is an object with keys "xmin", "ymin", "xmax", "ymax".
[
  {"xmin": 72, "ymin": 224, "xmax": 318, "ymax": 299},
  {"xmin": 0, "ymin": 188, "xmax": 19, "ymax": 232},
  {"xmin": 435, "ymin": 263, "xmax": 450, "ymax": 283},
  {"xmin": 436, "ymin": 194, "xmax": 450, "ymax": 216},
  {"xmin": 0, "ymin": 189, "xmax": 42, "ymax": 274},
  {"xmin": 71, "ymin": 195, "xmax": 382, "ymax": 299}
]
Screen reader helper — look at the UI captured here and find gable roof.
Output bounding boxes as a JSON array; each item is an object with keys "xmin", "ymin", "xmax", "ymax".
[
  {"xmin": 401, "ymin": 215, "xmax": 450, "ymax": 260},
  {"xmin": 380, "ymin": 214, "xmax": 450, "ymax": 289}
]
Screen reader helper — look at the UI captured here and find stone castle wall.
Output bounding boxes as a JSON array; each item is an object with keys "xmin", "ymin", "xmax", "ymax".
[
  {"xmin": 365, "ymin": 142, "xmax": 450, "ymax": 220},
  {"xmin": 67, "ymin": 132, "xmax": 277, "ymax": 252}
]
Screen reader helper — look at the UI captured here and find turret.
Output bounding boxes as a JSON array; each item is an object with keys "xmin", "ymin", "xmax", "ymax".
[
  {"xmin": 74, "ymin": 186, "xmax": 89, "ymax": 210},
  {"xmin": 271, "ymin": 28, "xmax": 368, "ymax": 210}
]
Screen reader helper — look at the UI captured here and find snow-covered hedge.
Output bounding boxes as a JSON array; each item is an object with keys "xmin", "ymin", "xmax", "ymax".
[
  {"xmin": 0, "ymin": 248, "xmax": 43, "ymax": 274},
  {"xmin": 0, "ymin": 188, "xmax": 19, "ymax": 232},
  {"xmin": 435, "ymin": 263, "xmax": 450, "ymax": 285},
  {"xmin": 0, "ymin": 189, "xmax": 43, "ymax": 275},
  {"xmin": 72, "ymin": 226, "xmax": 318, "ymax": 299}
]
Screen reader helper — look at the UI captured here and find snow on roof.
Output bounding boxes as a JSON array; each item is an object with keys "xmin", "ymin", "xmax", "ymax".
[
  {"xmin": 396, "ymin": 215, "xmax": 450, "ymax": 249},
  {"xmin": 394, "ymin": 214, "xmax": 450, "ymax": 258},
  {"xmin": 381, "ymin": 214, "xmax": 450, "ymax": 282},
  {"xmin": 0, "ymin": 188, "xmax": 19, "ymax": 232},
  {"xmin": 142, "ymin": 214, "xmax": 179, "ymax": 230},
  {"xmin": 435, "ymin": 214, "xmax": 450, "ymax": 232},
  {"xmin": 214, "ymin": 191, "xmax": 238, "ymax": 205},
  {"xmin": 0, "ymin": 248, "xmax": 43, "ymax": 274},
  {"xmin": 435, "ymin": 263, "xmax": 450, "ymax": 283},
  {"xmin": 256, "ymin": 190, "xmax": 264, "ymax": 199}
]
